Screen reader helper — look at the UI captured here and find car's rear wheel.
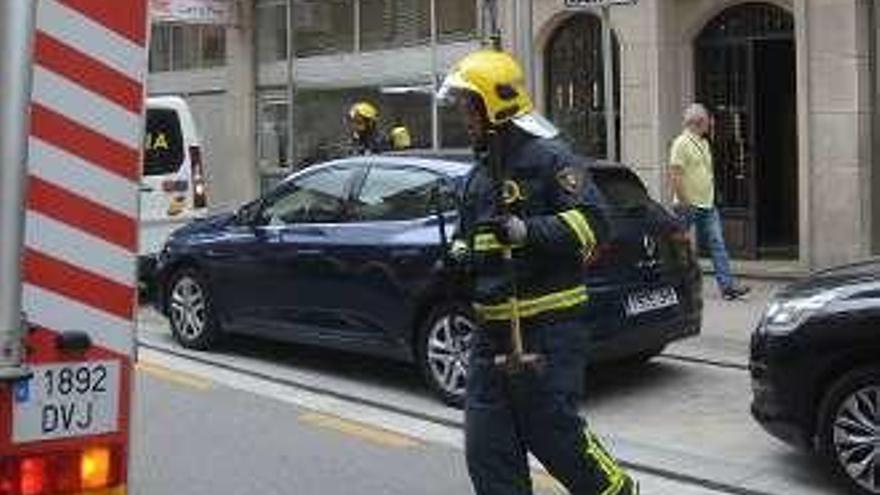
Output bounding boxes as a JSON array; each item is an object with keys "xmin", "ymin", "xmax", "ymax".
[
  {"xmin": 818, "ymin": 366, "xmax": 880, "ymax": 495},
  {"xmin": 418, "ymin": 303, "xmax": 475, "ymax": 408},
  {"xmin": 167, "ymin": 268, "xmax": 220, "ymax": 350}
]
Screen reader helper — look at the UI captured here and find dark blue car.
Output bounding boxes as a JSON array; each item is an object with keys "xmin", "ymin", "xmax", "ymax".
[{"xmin": 155, "ymin": 155, "xmax": 702, "ymax": 405}]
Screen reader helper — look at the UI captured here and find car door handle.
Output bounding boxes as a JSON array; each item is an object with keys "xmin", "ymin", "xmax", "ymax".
[
  {"xmin": 205, "ymin": 249, "xmax": 236, "ymax": 259},
  {"xmin": 139, "ymin": 183, "xmax": 155, "ymax": 193},
  {"xmin": 390, "ymin": 248, "xmax": 421, "ymax": 259},
  {"xmin": 296, "ymin": 248, "xmax": 324, "ymax": 256}
]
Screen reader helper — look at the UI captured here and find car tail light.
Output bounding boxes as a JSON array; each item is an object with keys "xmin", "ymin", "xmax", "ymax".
[
  {"xmin": 189, "ymin": 145, "xmax": 207, "ymax": 208},
  {"xmin": 584, "ymin": 242, "xmax": 618, "ymax": 269},
  {"xmin": 18, "ymin": 458, "xmax": 45, "ymax": 495},
  {"xmin": 0, "ymin": 446, "xmax": 121, "ymax": 495},
  {"xmin": 80, "ymin": 447, "xmax": 111, "ymax": 490}
]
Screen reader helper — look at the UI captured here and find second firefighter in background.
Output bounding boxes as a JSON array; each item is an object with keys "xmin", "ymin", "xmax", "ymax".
[
  {"xmin": 347, "ymin": 101, "xmax": 411, "ymax": 155},
  {"xmin": 440, "ymin": 49, "xmax": 638, "ymax": 495}
]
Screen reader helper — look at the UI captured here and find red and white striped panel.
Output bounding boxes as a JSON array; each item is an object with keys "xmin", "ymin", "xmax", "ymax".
[{"xmin": 23, "ymin": 0, "xmax": 149, "ymax": 358}]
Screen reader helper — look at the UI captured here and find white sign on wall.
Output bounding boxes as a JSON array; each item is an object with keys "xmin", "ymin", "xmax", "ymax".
[{"xmin": 151, "ymin": 0, "xmax": 237, "ymax": 25}]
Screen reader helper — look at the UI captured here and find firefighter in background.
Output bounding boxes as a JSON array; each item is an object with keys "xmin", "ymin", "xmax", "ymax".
[
  {"xmin": 348, "ymin": 101, "xmax": 387, "ymax": 155},
  {"xmin": 389, "ymin": 118, "xmax": 412, "ymax": 150},
  {"xmin": 440, "ymin": 49, "xmax": 637, "ymax": 495}
]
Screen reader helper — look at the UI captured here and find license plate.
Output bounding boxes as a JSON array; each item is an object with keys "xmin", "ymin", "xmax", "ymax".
[
  {"xmin": 13, "ymin": 360, "xmax": 120, "ymax": 443},
  {"xmin": 626, "ymin": 287, "xmax": 679, "ymax": 316}
]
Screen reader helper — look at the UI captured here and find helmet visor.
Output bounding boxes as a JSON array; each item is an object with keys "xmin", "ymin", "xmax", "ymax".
[
  {"xmin": 436, "ymin": 71, "xmax": 475, "ymax": 108},
  {"xmin": 512, "ymin": 112, "xmax": 559, "ymax": 139}
]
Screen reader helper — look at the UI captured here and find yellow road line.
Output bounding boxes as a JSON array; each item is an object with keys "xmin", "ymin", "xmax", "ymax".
[
  {"xmin": 137, "ymin": 361, "xmax": 213, "ymax": 391},
  {"xmin": 298, "ymin": 412, "xmax": 421, "ymax": 449},
  {"xmin": 533, "ymin": 471, "xmax": 566, "ymax": 495}
]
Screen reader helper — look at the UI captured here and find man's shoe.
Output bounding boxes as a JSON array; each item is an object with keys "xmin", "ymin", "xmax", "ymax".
[{"xmin": 722, "ymin": 285, "xmax": 751, "ymax": 300}]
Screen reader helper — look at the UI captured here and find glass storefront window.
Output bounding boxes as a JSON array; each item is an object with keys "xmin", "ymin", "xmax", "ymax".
[
  {"xmin": 256, "ymin": 1, "xmax": 287, "ymax": 62},
  {"xmin": 201, "ymin": 26, "xmax": 226, "ymax": 67},
  {"xmin": 296, "ymin": 0, "xmax": 355, "ymax": 56},
  {"xmin": 149, "ymin": 25, "xmax": 172, "ymax": 72},
  {"xmin": 438, "ymin": 0, "xmax": 477, "ymax": 42},
  {"xmin": 256, "ymin": 0, "xmax": 355, "ymax": 60},
  {"xmin": 257, "ymin": 86, "xmax": 432, "ymax": 169},
  {"xmin": 171, "ymin": 25, "xmax": 200, "ymax": 70},
  {"xmin": 149, "ymin": 24, "xmax": 227, "ymax": 72},
  {"xmin": 360, "ymin": 0, "xmax": 431, "ymax": 51}
]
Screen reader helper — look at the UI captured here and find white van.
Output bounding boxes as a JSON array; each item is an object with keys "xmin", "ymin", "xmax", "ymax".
[{"xmin": 139, "ymin": 96, "xmax": 208, "ymax": 283}]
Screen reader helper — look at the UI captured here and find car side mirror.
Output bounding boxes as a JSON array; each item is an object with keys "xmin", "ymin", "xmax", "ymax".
[{"xmin": 235, "ymin": 201, "xmax": 263, "ymax": 226}]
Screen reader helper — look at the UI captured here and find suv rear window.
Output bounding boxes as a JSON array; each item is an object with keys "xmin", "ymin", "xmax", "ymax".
[
  {"xmin": 592, "ymin": 168, "xmax": 650, "ymax": 210},
  {"xmin": 143, "ymin": 108, "xmax": 184, "ymax": 177}
]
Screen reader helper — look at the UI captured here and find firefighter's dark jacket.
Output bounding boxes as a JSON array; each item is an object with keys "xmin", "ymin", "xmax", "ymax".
[
  {"xmin": 457, "ymin": 126, "xmax": 598, "ymax": 327},
  {"xmin": 351, "ymin": 128, "xmax": 388, "ymax": 155}
]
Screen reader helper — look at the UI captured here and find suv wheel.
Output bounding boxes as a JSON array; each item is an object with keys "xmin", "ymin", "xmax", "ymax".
[
  {"xmin": 818, "ymin": 366, "xmax": 880, "ymax": 495},
  {"xmin": 168, "ymin": 268, "xmax": 220, "ymax": 350},
  {"xmin": 418, "ymin": 303, "xmax": 475, "ymax": 408}
]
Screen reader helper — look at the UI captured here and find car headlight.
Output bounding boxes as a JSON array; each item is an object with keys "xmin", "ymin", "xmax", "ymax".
[{"xmin": 762, "ymin": 291, "xmax": 840, "ymax": 334}]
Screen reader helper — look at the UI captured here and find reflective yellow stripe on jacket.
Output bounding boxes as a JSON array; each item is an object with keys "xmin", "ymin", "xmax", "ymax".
[
  {"xmin": 558, "ymin": 209, "xmax": 596, "ymax": 251},
  {"xmin": 474, "ymin": 285, "xmax": 587, "ymax": 321},
  {"xmin": 472, "ymin": 232, "xmax": 523, "ymax": 253}
]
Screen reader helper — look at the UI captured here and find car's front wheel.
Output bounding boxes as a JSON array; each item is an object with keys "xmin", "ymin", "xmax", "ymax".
[
  {"xmin": 818, "ymin": 366, "xmax": 880, "ymax": 495},
  {"xmin": 167, "ymin": 268, "xmax": 220, "ymax": 350},
  {"xmin": 418, "ymin": 303, "xmax": 475, "ymax": 408}
]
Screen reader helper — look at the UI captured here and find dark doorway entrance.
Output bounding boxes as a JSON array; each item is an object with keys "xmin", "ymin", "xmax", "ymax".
[{"xmin": 695, "ymin": 3, "xmax": 798, "ymax": 259}]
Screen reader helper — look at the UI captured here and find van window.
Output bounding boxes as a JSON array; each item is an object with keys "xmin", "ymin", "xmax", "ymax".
[{"xmin": 144, "ymin": 108, "xmax": 184, "ymax": 176}]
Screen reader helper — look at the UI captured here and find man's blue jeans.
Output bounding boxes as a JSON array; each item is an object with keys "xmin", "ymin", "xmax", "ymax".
[{"xmin": 675, "ymin": 205, "xmax": 734, "ymax": 292}]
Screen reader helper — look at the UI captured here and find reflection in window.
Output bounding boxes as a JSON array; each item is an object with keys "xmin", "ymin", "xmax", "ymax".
[
  {"xmin": 257, "ymin": 86, "xmax": 432, "ymax": 169},
  {"xmin": 354, "ymin": 167, "xmax": 443, "ymax": 221},
  {"xmin": 262, "ymin": 167, "xmax": 354, "ymax": 224}
]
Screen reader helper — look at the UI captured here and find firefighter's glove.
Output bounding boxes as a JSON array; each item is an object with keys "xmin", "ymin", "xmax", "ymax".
[
  {"xmin": 449, "ymin": 239, "xmax": 470, "ymax": 261},
  {"xmin": 493, "ymin": 215, "xmax": 528, "ymax": 246}
]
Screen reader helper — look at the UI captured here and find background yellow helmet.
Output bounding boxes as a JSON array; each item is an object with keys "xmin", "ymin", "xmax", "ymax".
[
  {"xmin": 389, "ymin": 125, "xmax": 412, "ymax": 150},
  {"xmin": 349, "ymin": 101, "xmax": 379, "ymax": 121},
  {"xmin": 438, "ymin": 50, "xmax": 533, "ymax": 125}
]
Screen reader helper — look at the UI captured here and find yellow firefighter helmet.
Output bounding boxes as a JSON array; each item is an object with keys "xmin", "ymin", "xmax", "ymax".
[
  {"xmin": 349, "ymin": 101, "xmax": 379, "ymax": 121},
  {"xmin": 438, "ymin": 49, "xmax": 558, "ymax": 138}
]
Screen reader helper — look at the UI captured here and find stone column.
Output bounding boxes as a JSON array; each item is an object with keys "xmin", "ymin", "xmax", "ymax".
[
  {"xmin": 219, "ymin": 0, "xmax": 259, "ymax": 210},
  {"xmin": 612, "ymin": 0, "xmax": 678, "ymax": 201},
  {"xmin": 802, "ymin": 0, "xmax": 874, "ymax": 268}
]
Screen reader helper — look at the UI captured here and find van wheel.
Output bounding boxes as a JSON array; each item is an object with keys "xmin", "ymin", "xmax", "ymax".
[
  {"xmin": 818, "ymin": 366, "xmax": 880, "ymax": 495},
  {"xmin": 167, "ymin": 268, "xmax": 220, "ymax": 350},
  {"xmin": 418, "ymin": 303, "xmax": 475, "ymax": 408}
]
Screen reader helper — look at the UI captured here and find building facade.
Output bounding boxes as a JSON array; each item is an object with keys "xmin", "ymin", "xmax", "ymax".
[{"xmin": 148, "ymin": 0, "xmax": 879, "ymax": 271}]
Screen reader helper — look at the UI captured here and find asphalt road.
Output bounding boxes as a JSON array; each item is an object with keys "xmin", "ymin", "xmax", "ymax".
[{"xmin": 130, "ymin": 278, "xmax": 846, "ymax": 494}]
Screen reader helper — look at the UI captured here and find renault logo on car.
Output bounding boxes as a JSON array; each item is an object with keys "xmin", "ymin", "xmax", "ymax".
[{"xmin": 643, "ymin": 235, "xmax": 657, "ymax": 259}]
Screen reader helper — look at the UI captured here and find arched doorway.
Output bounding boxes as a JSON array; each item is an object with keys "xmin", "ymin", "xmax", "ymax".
[
  {"xmin": 545, "ymin": 14, "xmax": 620, "ymax": 159},
  {"xmin": 695, "ymin": 2, "xmax": 798, "ymax": 259}
]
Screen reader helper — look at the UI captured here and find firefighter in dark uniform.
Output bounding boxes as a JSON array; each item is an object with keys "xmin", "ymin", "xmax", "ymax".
[
  {"xmin": 440, "ymin": 49, "xmax": 638, "ymax": 495},
  {"xmin": 347, "ymin": 101, "xmax": 387, "ymax": 155}
]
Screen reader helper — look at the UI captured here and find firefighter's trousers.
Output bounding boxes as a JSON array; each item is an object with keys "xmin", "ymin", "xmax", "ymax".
[{"xmin": 465, "ymin": 317, "xmax": 636, "ymax": 495}]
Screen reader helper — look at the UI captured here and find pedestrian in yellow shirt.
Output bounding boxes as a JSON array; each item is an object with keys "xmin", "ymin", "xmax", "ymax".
[{"xmin": 669, "ymin": 103, "xmax": 750, "ymax": 300}]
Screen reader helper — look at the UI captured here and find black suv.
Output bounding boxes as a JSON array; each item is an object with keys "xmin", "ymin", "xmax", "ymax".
[{"xmin": 751, "ymin": 259, "xmax": 880, "ymax": 495}]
